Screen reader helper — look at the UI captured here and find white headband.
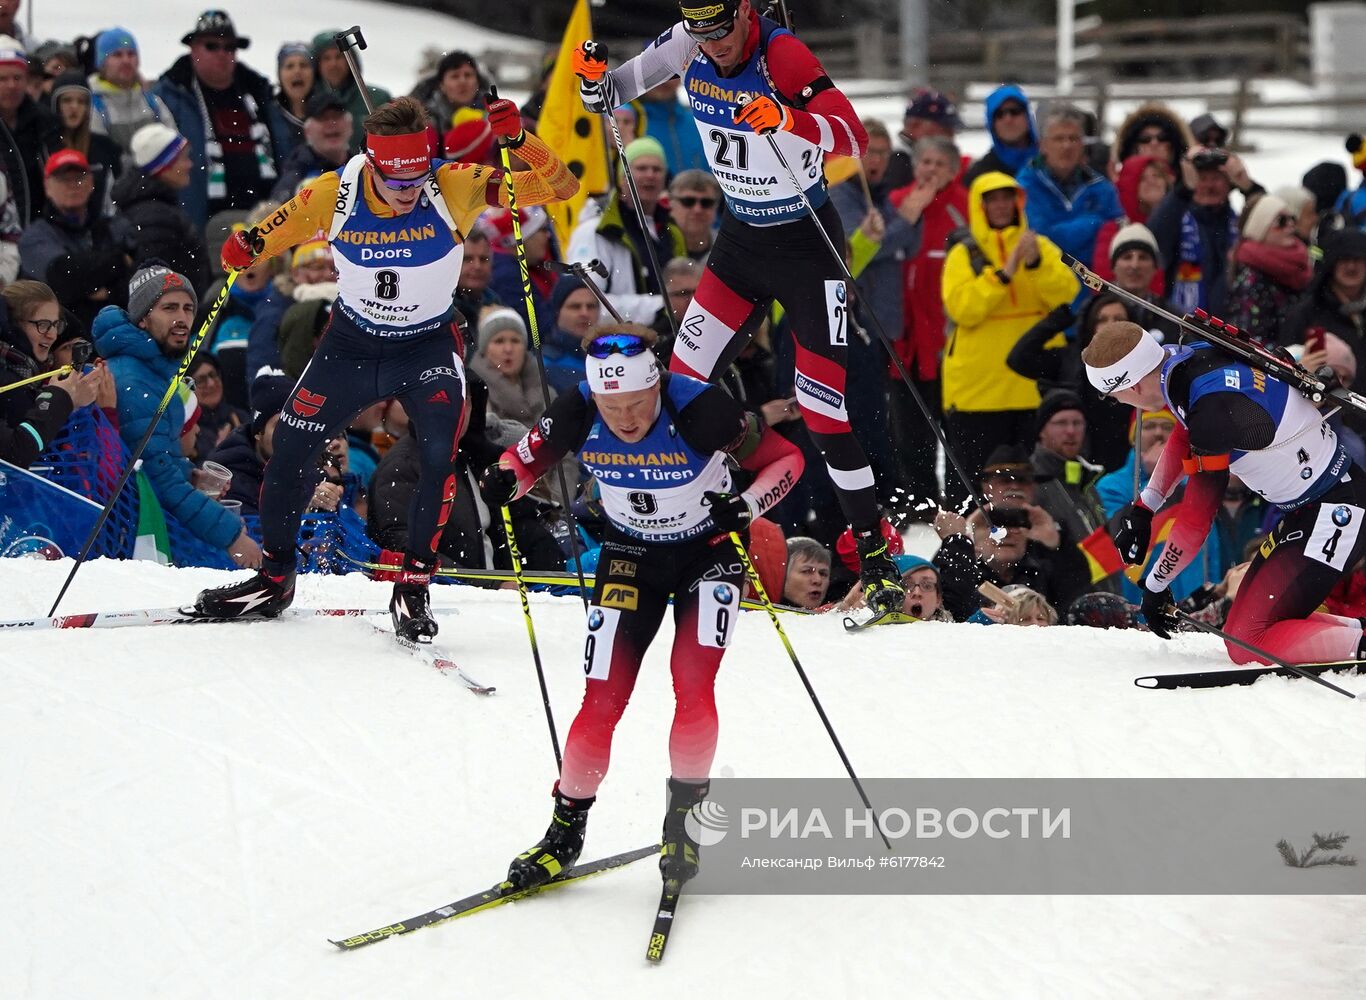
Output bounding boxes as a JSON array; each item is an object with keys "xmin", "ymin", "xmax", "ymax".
[
  {"xmin": 586, "ymin": 349, "xmax": 660, "ymax": 394},
  {"xmin": 1085, "ymin": 331, "xmax": 1166, "ymax": 395}
]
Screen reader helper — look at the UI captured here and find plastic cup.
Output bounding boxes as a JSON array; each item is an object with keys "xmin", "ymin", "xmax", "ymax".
[
  {"xmin": 198, "ymin": 461, "xmax": 231, "ymax": 498},
  {"xmin": 220, "ymin": 499, "xmax": 242, "ymax": 516}
]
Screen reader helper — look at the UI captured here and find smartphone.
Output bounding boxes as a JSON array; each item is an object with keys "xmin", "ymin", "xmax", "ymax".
[{"xmin": 1305, "ymin": 326, "xmax": 1327, "ymax": 355}]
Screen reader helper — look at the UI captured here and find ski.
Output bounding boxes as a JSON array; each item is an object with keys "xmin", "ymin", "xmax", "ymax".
[
  {"xmin": 0, "ymin": 606, "xmax": 386, "ymax": 631},
  {"xmin": 645, "ymin": 878, "xmax": 684, "ymax": 963},
  {"xmin": 371, "ymin": 623, "xmax": 495, "ymax": 695},
  {"xmin": 843, "ymin": 610, "xmax": 918, "ymax": 632},
  {"xmin": 1134, "ymin": 660, "xmax": 1363, "ymax": 690},
  {"xmin": 329, "ymin": 844, "xmax": 659, "ymax": 950}
]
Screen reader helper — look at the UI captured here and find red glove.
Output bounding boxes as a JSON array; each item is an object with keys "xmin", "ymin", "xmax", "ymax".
[
  {"xmin": 222, "ymin": 227, "xmax": 262, "ymax": 272},
  {"xmin": 486, "ymin": 98, "xmax": 525, "ymax": 146},
  {"xmin": 572, "ymin": 42, "xmax": 607, "ymax": 81},
  {"xmin": 734, "ymin": 95, "xmax": 792, "ymax": 136}
]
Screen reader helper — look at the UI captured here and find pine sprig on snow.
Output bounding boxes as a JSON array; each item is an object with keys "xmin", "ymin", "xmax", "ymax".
[{"xmin": 1277, "ymin": 833, "xmax": 1358, "ymax": 868}]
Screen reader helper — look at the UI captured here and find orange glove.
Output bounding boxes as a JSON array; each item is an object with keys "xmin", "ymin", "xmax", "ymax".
[
  {"xmin": 572, "ymin": 41, "xmax": 607, "ymax": 81},
  {"xmin": 221, "ymin": 227, "xmax": 263, "ymax": 272},
  {"xmin": 733, "ymin": 95, "xmax": 792, "ymax": 136}
]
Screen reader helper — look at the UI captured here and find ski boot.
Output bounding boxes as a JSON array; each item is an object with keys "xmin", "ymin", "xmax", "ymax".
[
  {"xmin": 855, "ymin": 528, "xmax": 905, "ymax": 614},
  {"xmin": 506, "ymin": 791, "xmax": 594, "ymax": 890},
  {"xmin": 193, "ymin": 561, "xmax": 296, "ymax": 619},
  {"xmin": 389, "ymin": 554, "xmax": 438, "ymax": 643},
  {"xmin": 660, "ymin": 778, "xmax": 710, "ymax": 884}
]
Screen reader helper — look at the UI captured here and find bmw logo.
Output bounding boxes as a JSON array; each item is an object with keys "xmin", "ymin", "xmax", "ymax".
[
  {"xmin": 1301, "ymin": 467, "xmax": 1314, "ymax": 480},
  {"xmin": 588, "ymin": 609, "xmax": 604, "ymax": 630},
  {"xmin": 835, "ymin": 282, "xmax": 847, "ymax": 304},
  {"xmin": 713, "ymin": 584, "xmax": 735, "ymax": 605},
  {"xmin": 1333, "ymin": 505, "xmax": 1353, "ymax": 527}
]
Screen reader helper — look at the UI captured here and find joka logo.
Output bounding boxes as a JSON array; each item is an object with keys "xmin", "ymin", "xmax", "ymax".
[
  {"xmin": 1333, "ymin": 505, "xmax": 1353, "ymax": 527},
  {"xmin": 292, "ymin": 388, "xmax": 326, "ymax": 418},
  {"xmin": 608, "ymin": 560, "xmax": 637, "ymax": 578},
  {"xmin": 713, "ymin": 583, "xmax": 735, "ymax": 605},
  {"xmin": 428, "ymin": 389, "xmax": 451, "ymax": 405},
  {"xmin": 600, "ymin": 584, "xmax": 639, "ymax": 611},
  {"xmin": 683, "ymin": 800, "xmax": 730, "ymax": 847}
]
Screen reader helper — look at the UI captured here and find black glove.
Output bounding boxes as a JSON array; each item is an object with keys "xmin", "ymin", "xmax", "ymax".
[
  {"xmin": 1109, "ymin": 502, "xmax": 1153, "ymax": 565},
  {"xmin": 578, "ymin": 73, "xmax": 618, "ymax": 115},
  {"xmin": 703, "ymin": 491, "xmax": 754, "ymax": 534},
  {"xmin": 1141, "ymin": 586, "xmax": 1179, "ymax": 640},
  {"xmin": 1314, "ymin": 364, "xmax": 1342, "ymax": 395},
  {"xmin": 479, "ymin": 463, "xmax": 521, "ymax": 508}
]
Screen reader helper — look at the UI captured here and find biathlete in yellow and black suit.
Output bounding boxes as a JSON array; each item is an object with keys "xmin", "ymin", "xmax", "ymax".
[{"xmin": 195, "ymin": 94, "xmax": 578, "ymax": 641}]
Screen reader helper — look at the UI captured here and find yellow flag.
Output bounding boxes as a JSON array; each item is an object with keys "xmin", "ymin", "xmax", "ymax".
[{"xmin": 537, "ymin": 0, "xmax": 609, "ymax": 249}]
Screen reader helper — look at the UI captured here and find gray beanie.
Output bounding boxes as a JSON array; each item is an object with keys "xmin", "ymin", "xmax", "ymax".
[
  {"xmin": 128, "ymin": 264, "xmax": 198, "ymax": 324},
  {"xmin": 477, "ymin": 307, "xmax": 527, "ymax": 355}
]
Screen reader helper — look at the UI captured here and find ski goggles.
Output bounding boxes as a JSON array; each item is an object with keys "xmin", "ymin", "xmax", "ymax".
[
  {"xmin": 684, "ymin": 19, "xmax": 735, "ymax": 41},
  {"xmin": 586, "ymin": 333, "xmax": 651, "ymax": 359},
  {"xmin": 367, "ymin": 157, "xmax": 431, "ymax": 190}
]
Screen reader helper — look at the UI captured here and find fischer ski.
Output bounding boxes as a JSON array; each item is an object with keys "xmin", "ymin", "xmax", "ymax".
[
  {"xmin": 645, "ymin": 878, "xmax": 683, "ymax": 963},
  {"xmin": 371, "ymin": 623, "xmax": 495, "ymax": 695},
  {"xmin": 843, "ymin": 610, "xmax": 918, "ymax": 632},
  {"xmin": 1134, "ymin": 660, "xmax": 1363, "ymax": 690},
  {"xmin": 0, "ymin": 606, "xmax": 386, "ymax": 631},
  {"xmin": 329, "ymin": 844, "xmax": 659, "ymax": 950}
]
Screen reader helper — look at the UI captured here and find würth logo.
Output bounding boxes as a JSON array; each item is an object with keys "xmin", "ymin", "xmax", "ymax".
[{"xmin": 292, "ymin": 388, "xmax": 327, "ymax": 418}]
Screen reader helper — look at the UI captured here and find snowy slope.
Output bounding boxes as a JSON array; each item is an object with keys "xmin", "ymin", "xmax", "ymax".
[{"xmin": 1, "ymin": 558, "xmax": 1364, "ymax": 999}]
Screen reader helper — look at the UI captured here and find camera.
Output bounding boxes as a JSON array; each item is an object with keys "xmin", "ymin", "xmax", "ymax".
[
  {"xmin": 1191, "ymin": 148, "xmax": 1228, "ymax": 171},
  {"xmin": 986, "ymin": 505, "xmax": 1031, "ymax": 530},
  {"xmin": 70, "ymin": 340, "xmax": 92, "ymax": 367}
]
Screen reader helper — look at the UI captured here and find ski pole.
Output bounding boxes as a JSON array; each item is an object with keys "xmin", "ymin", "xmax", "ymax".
[
  {"xmin": 332, "ymin": 27, "xmax": 377, "ymax": 115},
  {"xmin": 727, "ymin": 531, "xmax": 892, "ymax": 849},
  {"xmin": 579, "ymin": 42, "xmax": 679, "ymax": 340},
  {"xmin": 731, "ymin": 93, "xmax": 989, "ymax": 514},
  {"xmin": 1131, "ymin": 411, "xmax": 1143, "ymax": 501},
  {"xmin": 502, "ymin": 504, "xmax": 564, "ymax": 770},
  {"xmin": 546, "ymin": 259, "xmax": 625, "ymax": 323},
  {"xmin": 1173, "ymin": 611, "xmax": 1357, "ymax": 700},
  {"xmin": 0, "ymin": 364, "xmax": 73, "ymax": 394},
  {"xmin": 489, "ymin": 84, "xmax": 592, "ymax": 613},
  {"xmin": 47, "ymin": 272, "xmax": 239, "ymax": 617}
]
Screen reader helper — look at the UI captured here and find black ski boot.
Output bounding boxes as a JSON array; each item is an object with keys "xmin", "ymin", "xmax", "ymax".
[
  {"xmin": 506, "ymin": 791, "xmax": 594, "ymax": 890},
  {"xmin": 855, "ymin": 528, "xmax": 905, "ymax": 614},
  {"xmin": 193, "ymin": 562, "xmax": 296, "ymax": 619},
  {"xmin": 389, "ymin": 554, "xmax": 438, "ymax": 643},
  {"xmin": 660, "ymin": 778, "xmax": 710, "ymax": 884}
]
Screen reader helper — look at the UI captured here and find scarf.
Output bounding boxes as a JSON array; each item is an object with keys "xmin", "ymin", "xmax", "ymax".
[
  {"xmin": 1171, "ymin": 204, "xmax": 1238, "ymax": 312},
  {"xmin": 192, "ymin": 76, "xmax": 277, "ymax": 203}
]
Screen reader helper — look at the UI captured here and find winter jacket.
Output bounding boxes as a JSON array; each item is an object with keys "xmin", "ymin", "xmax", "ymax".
[
  {"xmin": 311, "ymin": 50, "xmax": 390, "ymax": 151},
  {"xmin": 566, "ymin": 193, "xmax": 685, "ymax": 324},
  {"xmin": 1015, "ymin": 157, "xmax": 1123, "ymax": 266},
  {"xmin": 0, "ymin": 310, "xmax": 76, "ymax": 468},
  {"xmin": 1146, "ymin": 184, "xmax": 1245, "ymax": 315},
  {"xmin": 88, "ymin": 72, "xmax": 178, "ymax": 160},
  {"xmin": 0, "ymin": 96, "xmax": 62, "ymax": 225},
  {"xmin": 276, "ymin": 289, "xmax": 337, "ymax": 379},
  {"xmin": 111, "ymin": 169, "xmax": 211, "ymax": 294},
  {"xmin": 269, "ymin": 141, "xmax": 348, "ymax": 203},
  {"xmin": 887, "ymin": 177, "xmax": 969, "ymax": 380},
  {"xmin": 940, "ymin": 171, "xmax": 1079, "ymax": 413},
  {"xmin": 1090, "ymin": 153, "xmax": 1169, "ymax": 293},
  {"xmin": 641, "ymin": 91, "xmax": 709, "ymax": 175},
  {"xmin": 152, "ymin": 56, "xmax": 291, "ymax": 229},
  {"xmin": 489, "ymin": 251, "xmax": 556, "ymax": 340},
  {"xmin": 1225, "ymin": 239, "xmax": 1312, "ymax": 344},
  {"xmin": 192, "ymin": 397, "xmax": 248, "ymax": 466},
  {"xmin": 1108, "ymin": 102, "xmax": 1194, "ymax": 179},
  {"xmin": 1278, "ymin": 265, "xmax": 1366, "ymax": 435},
  {"xmin": 18, "ymin": 202, "xmax": 137, "ymax": 334},
  {"xmin": 1030, "ymin": 443, "xmax": 1117, "ymax": 598},
  {"xmin": 205, "ymin": 424, "xmax": 265, "ymax": 517},
  {"xmin": 932, "ymin": 531, "xmax": 1069, "ymax": 623},
  {"xmin": 963, "ymin": 84, "xmax": 1039, "ymax": 189},
  {"xmin": 92, "ymin": 306, "xmax": 241, "ymax": 549},
  {"xmin": 831, "ymin": 174, "xmax": 922, "ymax": 350},
  {"xmin": 0, "ymin": 170, "xmax": 21, "ymax": 285}
]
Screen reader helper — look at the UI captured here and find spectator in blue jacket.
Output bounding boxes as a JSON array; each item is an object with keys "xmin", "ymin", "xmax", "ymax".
[
  {"xmin": 152, "ymin": 11, "xmax": 290, "ymax": 229},
  {"xmin": 94, "ymin": 263, "xmax": 261, "ymax": 566},
  {"xmin": 964, "ymin": 84, "xmax": 1038, "ymax": 188},
  {"xmin": 1016, "ymin": 104, "xmax": 1123, "ymax": 267},
  {"xmin": 541, "ymin": 276, "xmax": 600, "ymax": 394},
  {"xmin": 640, "ymin": 77, "xmax": 708, "ymax": 175}
]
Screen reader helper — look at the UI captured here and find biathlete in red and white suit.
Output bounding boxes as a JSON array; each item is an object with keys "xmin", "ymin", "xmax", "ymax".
[
  {"xmin": 573, "ymin": 0, "xmax": 907, "ymax": 612},
  {"xmin": 478, "ymin": 324, "xmax": 804, "ymax": 889}
]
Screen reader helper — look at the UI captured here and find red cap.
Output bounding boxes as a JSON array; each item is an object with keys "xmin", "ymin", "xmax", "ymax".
[{"xmin": 44, "ymin": 148, "xmax": 89, "ymax": 177}]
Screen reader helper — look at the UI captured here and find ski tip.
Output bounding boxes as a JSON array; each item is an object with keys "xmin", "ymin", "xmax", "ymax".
[{"xmin": 1133, "ymin": 676, "xmax": 1160, "ymax": 689}]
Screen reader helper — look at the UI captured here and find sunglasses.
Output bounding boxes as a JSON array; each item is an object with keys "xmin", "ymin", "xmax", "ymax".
[
  {"xmin": 1136, "ymin": 131, "xmax": 1168, "ymax": 144},
  {"xmin": 993, "ymin": 105, "xmax": 1025, "ymax": 119},
  {"xmin": 685, "ymin": 20, "xmax": 735, "ymax": 42},
  {"xmin": 1272, "ymin": 213, "xmax": 1296, "ymax": 228},
  {"xmin": 367, "ymin": 157, "xmax": 430, "ymax": 191},
  {"xmin": 676, "ymin": 196, "xmax": 717, "ymax": 210},
  {"xmin": 23, "ymin": 317, "xmax": 67, "ymax": 335},
  {"xmin": 199, "ymin": 40, "xmax": 238, "ymax": 53},
  {"xmin": 586, "ymin": 333, "xmax": 650, "ymax": 359}
]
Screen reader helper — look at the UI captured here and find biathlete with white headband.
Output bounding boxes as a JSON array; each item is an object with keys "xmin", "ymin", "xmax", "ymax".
[
  {"xmin": 478, "ymin": 324, "xmax": 805, "ymax": 890},
  {"xmin": 195, "ymin": 95, "xmax": 578, "ymax": 641},
  {"xmin": 1084, "ymin": 321, "xmax": 1366, "ymax": 664}
]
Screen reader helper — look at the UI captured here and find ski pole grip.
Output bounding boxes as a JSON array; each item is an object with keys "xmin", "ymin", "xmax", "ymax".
[
  {"xmin": 583, "ymin": 40, "xmax": 608, "ymax": 63},
  {"xmin": 334, "ymin": 26, "xmax": 367, "ymax": 53}
]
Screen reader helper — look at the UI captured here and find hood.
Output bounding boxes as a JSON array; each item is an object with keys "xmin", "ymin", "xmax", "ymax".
[
  {"xmin": 983, "ymin": 84, "xmax": 1037, "ymax": 173},
  {"xmin": 1114, "ymin": 153, "xmax": 1167, "ymax": 223},
  {"xmin": 1111, "ymin": 102, "xmax": 1194, "ymax": 170},
  {"xmin": 967, "ymin": 171, "xmax": 1028, "ymax": 250},
  {"xmin": 92, "ymin": 305, "xmax": 173, "ymax": 369},
  {"xmin": 0, "ymin": 296, "xmax": 28, "ymax": 357}
]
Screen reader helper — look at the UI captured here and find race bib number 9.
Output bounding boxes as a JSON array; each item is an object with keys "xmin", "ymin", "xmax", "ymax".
[
  {"xmin": 583, "ymin": 605, "xmax": 622, "ymax": 680},
  {"xmin": 697, "ymin": 581, "xmax": 739, "ymax": 649}
]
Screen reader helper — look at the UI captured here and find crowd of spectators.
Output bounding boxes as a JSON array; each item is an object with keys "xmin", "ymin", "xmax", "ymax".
[{"xmin": 6, "ymin": 7, "xmax": 1366, "ymax": 629}]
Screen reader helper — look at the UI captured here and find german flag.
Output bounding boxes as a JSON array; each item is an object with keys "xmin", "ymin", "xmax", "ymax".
[{"xmin": 1078, "ymin": 525, "xmax": 1124, "ymax": 584}]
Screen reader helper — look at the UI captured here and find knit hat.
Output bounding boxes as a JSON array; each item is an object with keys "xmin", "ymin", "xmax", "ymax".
[
  {"xmin": 486, "ymin": 206, "xmax": 548, "ymax": 251},
  {"xmin": 1241, "ymin": 194, "xmax": 1289, "ymax": 243},
  {"xmin": 131, "ymin": 123, "xmax": 188, "ymax": 176},
  {"xmin": 444, "ymin": 108, "xmax": 493, "ymax": 164},
  {"xmin": 128, "ymin": 263, "xmax": 197, "ymax": 324},
  {"xmin": 1272, "ymin": 185, "xmax": 1313, "ymax": 220},
  {"xmin": 550, "ymin": 275, "xmax": 589, "ymax": 320},
  {"xmin": 623, "ymin": 136, "xmax": 667, "ymax": 166},
  {"xmin": 1303, "ymin": 161, "xmax": 1348, "ymax": 214},
  {"xmin": 48, "ymin": 71, "xmax": 89, "ymax": 112},
  {"xmin": 291, "ymin": 239, "xmax": 332, "ymax": 269},
  {"xmin": 892, "ymin": 553, "xmax": 940, "ymax": 581},
  {"xmin": 1034, "ymin": 388, "xmax": 1086, "ymax": 441},
  {"xmin": 95, "ymin": 28, "xmax": 137, "ymax": 67},
  {"xmin": 1188, "ymin": 113, "xmax": 1228, "ymax": 148},
  {"xmin": 277, "ymin": 41, "xmax": 310, "ymax": 67},
  {"xmin": 1319, "ymin": 226, "xmax": 1366, "ymax": 269},
  {"xmin": 1108, "ymin": 222, "xmax": 1160, "ymax": 267},
  {"xmin": 0, "ymin": 35, "xmax": 26, "ymax": 69},
  {"xmin": 34, "ymin": 40, "xmax": 77, "ymax": 66},
  {"xmin": 979, "ymin": 444, "xmax": 1034, "ymax": 483},
  {"xmin": 1348, "ymin": 134, "xmax": 1366, "ymax": 173},
  {"xmin": 905, "ymin": 89, "xmax": 963, "ymax": 131},
  {"xmin": 249, "ymin": 372, "xmax": 293, "ymax": 436},
  {"xmin": 477, "ymin": 307, "xmax": 527, "ymax": 354}
]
